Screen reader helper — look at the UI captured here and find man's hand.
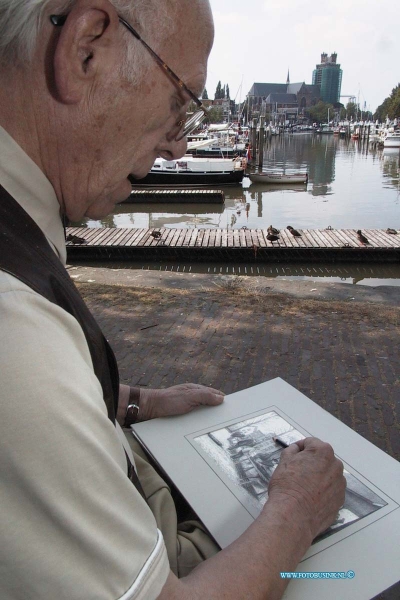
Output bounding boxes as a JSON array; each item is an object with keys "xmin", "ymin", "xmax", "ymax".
[
  {"xmin": 117, "ymin": 384, "xmax": 224, "ymax": 426},
  {"xmin": 138, "ymin": 384, "xmax": 224, "ymax": 420},
  {"xmin": 267, "ymin": 437, "xmax": 346, "ymax": 540},
  {"xmin": 157, "ymin": 437, "xmax": 346, "ymax": 600},
  {"xmin": 139, "ymin": 383, "xmax": 224, "ymax": 421}
]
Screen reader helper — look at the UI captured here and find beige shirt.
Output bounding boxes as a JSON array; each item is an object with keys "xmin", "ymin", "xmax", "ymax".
[{"xmin": 0, "ymin": 126, "xmax": 169, "ymax": 600}]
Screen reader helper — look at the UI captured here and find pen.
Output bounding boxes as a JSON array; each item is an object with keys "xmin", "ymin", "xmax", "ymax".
[{"xmin": 273, "ymin": 436, "xmax": 289, "ymax": 448}]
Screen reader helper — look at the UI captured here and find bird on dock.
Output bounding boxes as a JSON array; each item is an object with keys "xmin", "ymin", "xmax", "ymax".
[
  {"xmin": 287, "ymin": 225, "xmax": 302, "ymax": 237},
  {"xmin": 267, "ymin": 225, "xmax": 280, "ymax": 235},
  {"xmin": 356, "ymin": 230, "xmax": 369, "ymax": 244},
  {"xmin": 267, "ymin": 233, "xmax": 279, "ymax": 242},
  {"xmin": 150, "ymin": 230, "xmax": 162, "ymax": 239},
  {"xmin": 65, "ymin": 233, "xmax": 87, "ymax": 245},
  {"xmin": 325, "ymin": 225, "xmax": 333, "ymax": 230},
  {"xmin": 386, "ymin": 228, "xmax": 398, "ymax": 235},
  {"xmin": 241, "ymin": 226, "xmax": 248, "ymax": 230}
]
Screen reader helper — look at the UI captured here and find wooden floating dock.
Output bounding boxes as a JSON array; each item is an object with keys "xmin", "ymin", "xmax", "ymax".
[
  {"xmin": 123, "ymin": 189, "xmax": 225, "ymax": 204},
  {"xmin": 66, "ymin": 227, "xmax": 400, "ymax": 263}
]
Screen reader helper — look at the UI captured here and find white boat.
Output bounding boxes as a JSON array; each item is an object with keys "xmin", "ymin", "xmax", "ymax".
[
  {"xmin": 131, "ymin": 155, "xmax": 247, "ymax": 188},
  {"xmin": 315, "ymin": 124, "xmax": 334, "ymax": 134},
  {"xmin": 383, "ymin": 131, "xmax": 400, "ymax": 148},
  {"xmin": 186, "ymin": 136, "xmax": 218, "ymax": 150},
  {"xmin": 187, "ymin": 132, "xmax": 247, "ymax": 158},
  {"xmin": 248, "ymin": 172, "xmax": 308, "ymax": 184}
]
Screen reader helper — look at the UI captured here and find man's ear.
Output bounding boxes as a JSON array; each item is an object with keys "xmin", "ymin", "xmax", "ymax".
[{"xmin": 53, "ymin": 0, "xmax": 120, "ymax": 104}]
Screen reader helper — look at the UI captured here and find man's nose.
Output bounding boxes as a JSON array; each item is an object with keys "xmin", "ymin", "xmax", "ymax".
[{"xmin": 156, "ymin": 136, "xmax": 188, "ymax": 162}]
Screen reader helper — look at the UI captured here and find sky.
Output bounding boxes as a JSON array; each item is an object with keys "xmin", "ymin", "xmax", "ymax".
[{"xmin": 207, "ymin": 0, "xmax": 399, "ymax": 113}]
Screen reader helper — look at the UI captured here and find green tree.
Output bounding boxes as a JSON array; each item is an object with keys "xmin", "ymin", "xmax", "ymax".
[
  {"xmin": 348, "ymin": 102, "xmax": 358, "ymax": 120},
  {"xmin": 307, "ymin": 101, "xmax": 334, "ymax": 124},
  {"xmin": 388, "ymin": 85, "xmax": 400, "ymax": 119},
  {"xmin": 226, "ymin": 84, "xmax": 230, "ymax": 99},
  {"xmin": 202, "ymin": 88, "xmax": 208, "ymax": 100},
  {"xmin": 374, "ymin": 84, "xmax": 400, "ymax": 121},
  {"xmin": 374, "ymin": 97, "xmax": 391, "ymax": 122},
  {"xmin": 340, "ymin": 102, "xmax": 358, "ymax": 120},
  {"xmin": 205, "ymin": 106, "xmax": 223, "ymax": 123},
  {"xmin": 215, "ymin": 81, "xmax": 222, "ymax": 100}
]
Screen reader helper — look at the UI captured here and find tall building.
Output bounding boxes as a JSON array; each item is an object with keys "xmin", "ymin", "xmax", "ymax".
[{"xmin": 312, "ymin": 52, "xmax": 343, "ymax": 104}]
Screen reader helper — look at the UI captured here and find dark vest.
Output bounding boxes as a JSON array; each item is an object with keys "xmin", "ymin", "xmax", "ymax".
[{"xmin": 0, "ymin": 185, "xmax": 144, "ymax": 497}]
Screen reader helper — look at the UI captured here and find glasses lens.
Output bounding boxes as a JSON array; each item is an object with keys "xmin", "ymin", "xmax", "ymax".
[{"xmin": 176, "ymin": 110, "xmax": 207, "ymax": 141}]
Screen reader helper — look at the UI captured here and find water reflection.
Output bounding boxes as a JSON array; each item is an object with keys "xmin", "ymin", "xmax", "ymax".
[
  {"xmin": 381, "ymin": 149, "xmax": 400, "ymax": 190},
  {"xmin": 78, "ymin": 134, "xmax": 400, "ymax": 232},
  {"xmin": 86, "ymin": 202, "xmax": 224, "ymax": 230},
  {"xmin": 75, "ymin": 260, "xmax": 400, "ymax": 287},
  {"xmin": 263, "ymin": 134, "xmax": 336, "ymax": 196}
]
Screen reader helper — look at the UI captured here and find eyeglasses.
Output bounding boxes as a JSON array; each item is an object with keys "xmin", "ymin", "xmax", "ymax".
[{"xmin": 50, "ymin": 14, "xmax": 209, "ymax": 141}]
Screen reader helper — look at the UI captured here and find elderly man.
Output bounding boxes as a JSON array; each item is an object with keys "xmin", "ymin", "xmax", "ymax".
[{"xmin": 0, "ymin": 1, "xmax": 346, "ymax": 599}]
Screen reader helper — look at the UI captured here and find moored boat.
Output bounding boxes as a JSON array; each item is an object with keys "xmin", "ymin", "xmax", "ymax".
[
  {"xmin": 188, "ymin": 146, "xmax": 246, "ymax": 158},
  {"xmin": 186, "ymin": 138, "xmax": 247, "ymax": 158},
  {"xmin": 315, "ymin": 124, "xmax": 334, "ymax": 134},
  {"xmin": 248, "ymin": 172, "xmax": 308, "ymax": 184},
  {"xmin": 130, "ymin": 155, "xmax": 247, "ymax": 188},
  {"xmin": 186, "ymin": 130, "xmax": 247, "ymax": 157},
  {"xmin": 383, "ymin": 131, "xmax": 400, "ymax": 148}
]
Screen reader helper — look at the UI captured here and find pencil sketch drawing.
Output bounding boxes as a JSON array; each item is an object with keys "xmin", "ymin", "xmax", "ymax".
[{"xmin": 194, "ymin": 411, "xmax": 387, "ymax": 539}]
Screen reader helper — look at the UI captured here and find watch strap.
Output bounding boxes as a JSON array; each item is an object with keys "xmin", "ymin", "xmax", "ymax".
[{"xmin": 123, "ymin": 386, "xmax": 140, "ymax": 427}]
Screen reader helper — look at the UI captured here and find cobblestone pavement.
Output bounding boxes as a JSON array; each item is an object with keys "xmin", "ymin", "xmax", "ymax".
[
  {"xmin": 78, "ymin": 279, "xmax": 400, "ymax": 461},
  {"xmin": 77, "ymin": 277, "xmax": 400, "ymax": 599}
]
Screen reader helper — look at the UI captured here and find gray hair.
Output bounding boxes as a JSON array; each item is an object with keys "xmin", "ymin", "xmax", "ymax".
[{"xmin": 0, "ymin": 0, "xmax": 175, "ymax": 81}]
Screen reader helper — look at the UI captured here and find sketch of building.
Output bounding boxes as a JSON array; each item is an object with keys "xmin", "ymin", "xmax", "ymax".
[{"xmin": 194, "ymin": 410, "xmax": 387, "ymax": 541}]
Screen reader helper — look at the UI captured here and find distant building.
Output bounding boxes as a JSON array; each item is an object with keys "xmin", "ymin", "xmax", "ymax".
[
  {"xmin": 212, "ymin": 98, "xmax": 231, "ymax": 121},
  {"xmin": 246, "ymin": 80, "xmax": 320, "ymax": 123},
  {"xmin": 312, "ymin": 53, "xmax": 343, "ymax": 104}
]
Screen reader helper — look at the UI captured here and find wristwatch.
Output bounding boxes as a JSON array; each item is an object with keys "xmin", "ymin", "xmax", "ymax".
[{"xmin": 123, "ymin": 386, "xmax": 140, "ymax": 427}]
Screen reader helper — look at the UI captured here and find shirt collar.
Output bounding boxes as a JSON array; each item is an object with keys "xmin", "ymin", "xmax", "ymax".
[{"xmin": 0, "ymin": 126, "xmax": 67, "ymax": 265}]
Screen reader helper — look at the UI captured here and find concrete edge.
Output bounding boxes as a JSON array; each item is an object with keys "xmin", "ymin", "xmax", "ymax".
[{"xmin": 67, "ymin": 265, "xmax": 400, "ymax": 307}]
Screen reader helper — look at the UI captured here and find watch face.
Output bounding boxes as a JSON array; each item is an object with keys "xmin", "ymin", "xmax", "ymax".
[{"xmin": 124, "ymin": 403, "xmax": 139, "ymax": 427}]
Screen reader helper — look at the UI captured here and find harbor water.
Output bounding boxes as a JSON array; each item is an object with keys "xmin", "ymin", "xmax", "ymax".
[{"xmin": 77, "ymin": 134, "xmax": 400, "ymax": 286}]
